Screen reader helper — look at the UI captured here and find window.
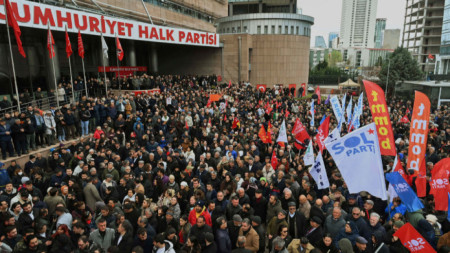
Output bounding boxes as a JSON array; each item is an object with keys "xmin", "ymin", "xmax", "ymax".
[
  {"xmin": 264, "ymin": 25, "xmax": 268, "ymax": 34},
  {"xmin": 304, "ymin": 27, "xmax": 306, "ymax": 35},
  {"xmin": 257, "ymin": 26, "xmax": 261, "ymax": 34},
  {"xmin": 271, "ymin": 25, "xmax": 275, "ymax": 34},
  {"xmin": 227, "ymin": 27, "xmax": 230, "ymax": 33},
  {"xmin": 279, "ymin": 25, "xmax": 282, "ymax": 34},
  {"xmin": 244, "ymin": 26, "xmax": 248, "ymax": 33},
  {"xmin": 285, "ymin": 26, "xmax": 288, "ymax": 34},
  {"xmin": 291, "ymin": 26, "xmax": 294, "ymax": 34},
  {"xmin": 237, "ymin": 26, "xmax": 241, "ymax": 33},
  {"xmin": 296, "ymin": 26, "xmax": 299, "ymax": 35}
]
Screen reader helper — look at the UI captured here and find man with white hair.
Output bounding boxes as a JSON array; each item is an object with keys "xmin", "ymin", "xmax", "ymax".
[
  {"xmin": 280, "ymin": 188, "xmax": 295, "ymax": 210},
  {"xmin": 368, "ymin": 212, "xmax": 387, "ymax": 248}
]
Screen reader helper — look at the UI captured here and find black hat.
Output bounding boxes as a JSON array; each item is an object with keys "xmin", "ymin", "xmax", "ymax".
[
  {"xmin": 278, "ymin": 210, "xmax": 287, "ymax": 216},
  {"xmin": 204, "ymin": 232, "xmax": 214, "ymax": 243},
  {"xmin": 288, "ymin": 202, "xmax": 296, "ymax": 207},
  {"xmin": 251, "ymin": 216, "xmax": 262, "ymax": 225},
  {"xmin": 311, "ymin": 216, "xmax": 322, "ymax": 224},
  {"xmin": 356, "ymin": 236, "xmax": 368, "ymax": 244},
  {"xmin": 195, "ymin": 200, "xmax": 204, "ymax": 207},
  {"xmin": 300, "ymin": 237, "xmax": 309, "ymax": 244}
]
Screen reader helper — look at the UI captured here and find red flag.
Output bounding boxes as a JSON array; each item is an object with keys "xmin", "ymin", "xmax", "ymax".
[
  {"xmin": 267, "ymin": 121, "xmax": 273, "ymax": 144},
  {"xmin": 116, "ymin": 37, "xmax": 124, "ymax": 61},
  {"xmin": 293, "ymin": 118, "xmax": 310, "ymax": 150},
  {"xmin": 394, "ymin": 223, "xmax": 436, "ymax": 253},
  {"xmin": 5, "ymin": 0, "xmax": 26, "ymax": 58},
  {"xmin": 315, "ymin": 86, "xmax": 321, "ymax": 104},
  {"xmin": 232, "ymin": 117, "xmax": 240, "ymax": 129},
  {"xmin": 406, "ymin": 108, "xmax": 411, "ymax": 114},
  {"xmin": 415, "ymin": 174, "xmax": 427, "ymax": 198},
  {"xmin": 78, "ymin": 30, "xmax": 84, "ymax": 59},
  {"xmin": 185, "ymin": 121, "xmax": 189, "ymax": 130},
  {"xmin": 228, "ymin": 80, "xmax": 232, "ymax": 89},
  {"xmin": 407, "ymin": 91, "xmax": 430, "ymax": 176},
  {"xmin": 225, "ymin": 100, "xmax": 228, "ymax": 108},
  {"xmin": 430, "ymin": 158, "xmax": 450, "ymax": 211},
  {"xmin": 206, "ymin": 97, "xmax": 212, "ymax": 107},
  {"xmin": 400, "ymin": 115, "xmax": 410, "ymax": 123},
  {"xmin": 265, "ymin": 102, "xmax": 273, "ymax": 115},
  {"xmin": 208, "ymin": 118, "xmax": 211, "ymax": 126},
  {"xmin": 428, "ymin": 54, "xmax": 435, "ymax": 60},
  {"xmin": 259, "ymin": 125, "xmax": 269, "ymax": 144},
  {"xmin": 271, "ymin": 150, "xmax": 278, "ymax": 170},
  {"xmin": 363, "ymin": 80, "xmax": 396, "ymax": 156},
  {"xmin": 65, "ymin": 29, "xmax": 72, "ymax": 58},
  {"xmin": 393, "ymin": 155, "xmax": 409, "ymax": 184},
  {"xmin": 301, "ymin": 83, "xmax": 306, "ymax": 97},
  {"xmin": 224, "ymin": 114, "xmax": 227, "ymax": 121},
  {"xmin": 285, "ymin": 109, "xmax": 290, "ymax": 118},
  {"xmin": 256, "ymin": 84, "xmax": 266, "ymax": 93},
  {"xmin": 47, "ymin": 27, "xmax": 55, "ymax": 59},
  {"xmin": 316, "ymin": 116, "xmax": 330, "ymax": 153}
]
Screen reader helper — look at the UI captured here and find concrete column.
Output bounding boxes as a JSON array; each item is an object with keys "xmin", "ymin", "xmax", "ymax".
[
  {"xmin": 127, "ymin": 40, "xmax": 136, "ymax": 66},
  {"xmin": 151, "ymin": 44, "xmax": 158, "ymax": 73},
  {"xmin": 229, "ymin": 3, "xmax": 233, "ymax": 16},
  {"xmin": 259, "ymin": 3, "xmax": 262, "ymax": 13}
]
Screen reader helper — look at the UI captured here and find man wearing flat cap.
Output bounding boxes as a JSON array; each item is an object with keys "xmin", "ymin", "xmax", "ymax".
[
  {"xmin": 306, "ymin": 216, "xmax": 323, "ymax": 247},
  {"xmin": 267, "ymin": 210, "xmax": 288, "ymax": 240},
  {"xmin": 286, "ymin": 201, "xmax": 307, "ymax": 239},
  {"xmin": 188, "ymin": 200, "xmax": 212, "ymax": 227},
  {"xmin": 354, "ymin": 236, "xmax": 369, "ymax": 253}
]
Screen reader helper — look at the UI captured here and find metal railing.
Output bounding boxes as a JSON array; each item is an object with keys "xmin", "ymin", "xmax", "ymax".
[{"xmin": 0, "ymin": 89, "xmax": 87, "ymax": 117}]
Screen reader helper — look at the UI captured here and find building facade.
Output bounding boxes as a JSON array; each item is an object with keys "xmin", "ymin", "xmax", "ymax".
[
  {"xmin": 382, "ymin": 29, "xmax": 401, "ymax": 49},
  {"xmin": 402, "ymin": 0, "xmax": 444, "ymax": 72},
  {"xmin": 374, "ymin": 18, "xmax": 386, "ymax": 48},
  {"xmin": 0, "ymin": 0, "xmax": 227, "ymax": 96},
  {"xmin": 435, "ymin": 0, "xmax": 450, "ymax": 75},
  {"xmin": 315, "ymin": 36, "xmax": 327, "ymax": 48},
  {"xmin": 216, "ymin": 0, "xmax": 314, "ymax": 87},
  {"xmin": 309, "ymin": 48, "xmax": 330, "ymax": 68},
  {"xmin": 328, "ymin": 32, "xmax": 339, "ymax": 48},
  {"xmin": 339, "ymin": 0, "xmax": 378, "ymax": 48}
]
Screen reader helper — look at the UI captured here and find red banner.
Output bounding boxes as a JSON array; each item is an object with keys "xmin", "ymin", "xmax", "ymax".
[
  {"xmin": 271, "ymin": 150, "xmax": 278, "ymax": 170},
  {"xmin": 394, "ymin": 223, "xmax": 436, "ymax": 253},
  {"xmin": 315, "ymin": 86, "xmax": 321, "ymax": 104},
  {"xmin": 133, "ymin": 89, "xmax": 161, "ymax": 96},
  {"xmin": 430, "ymin": 158, "xmax": 450, "ymax": 211},
  {"xmin": 316, "ymin": 116, "xmax": 330, "ymax": 153},
  {"xmin": 217, "ymin": 75, "xmax": 222, "ymax": 82},
  {"xmin": 301, "ymin": 83, "xmax": 306, "ymax": 96},
  {"xmin": 98, "ymin": 66, "xmax": 148, "ymax": 72},
  {"xmin": 407, "ymin": 91, "xmax": 430, "ymax": 175},
  {"xmin": 259, "ymin": 125, "xmax": 269, "ymax": 144},
  {"xmin": 363, "ymin": 80, "xmax": 396, "ymax": 156}
]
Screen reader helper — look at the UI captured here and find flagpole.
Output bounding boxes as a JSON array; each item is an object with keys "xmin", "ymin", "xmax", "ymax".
[
  {"xmin": 67, "ymin": 26, "xmax": 75, "ymax": 104},
  {"xmin": 115, "ymin": 34, "xmax": 121, "ymax": 91},
  {"xmin": 82, "ymin": 57, "xmax": 88, "ymax": 97},
  {"xmin": 101, "ymin": 34, "xmax": 108, "ymax": 97},
  {"xmin": 4, "ymin": 7, "xmax": 21, "ymax": 113},
  {"xmin": 48, "ymin": 25, "xmax": 60, "ymax": 108}
]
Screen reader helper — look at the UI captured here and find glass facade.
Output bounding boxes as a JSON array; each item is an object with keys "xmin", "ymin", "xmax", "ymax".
[
  {"xmin": 374, "ymin": 19, "xmax": 386, "ymax": 49},
  {"xmin": 441, "ymin": 0, "xmax": 450, "ymax": 55}
]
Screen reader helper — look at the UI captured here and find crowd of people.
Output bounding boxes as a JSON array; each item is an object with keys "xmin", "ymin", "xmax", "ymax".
[{"xmin": 0, "ymin": 73, "xmax": 449, "ymax": 253}]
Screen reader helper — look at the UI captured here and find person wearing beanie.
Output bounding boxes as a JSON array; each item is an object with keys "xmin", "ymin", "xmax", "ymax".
[{"xmin": 188, "ymin": 200, "xmax": 212, "ymax": 227}]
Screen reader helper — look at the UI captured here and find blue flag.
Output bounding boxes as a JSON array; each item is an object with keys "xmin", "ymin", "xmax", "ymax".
[
  {"xmin": 448, "ymin": 193, "xmax": 450, "ymax": 222},
  {"xmin": 325, "ymin": 95, "xmax": 330, "ymax": 105},
  {"xmin": 310, "ymin": 99, "xmax": 315, "ymax": 127},
  {"xmin": 386, "ymin": 172, "xmax": 424, "ymax": 212},
  {"xmin": 320, "ymin": 115, "xmax": 326, "ymax": 125}
]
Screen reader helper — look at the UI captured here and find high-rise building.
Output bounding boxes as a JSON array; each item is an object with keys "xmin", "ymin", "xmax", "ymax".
[
  {"xmin": 402, "ymin": 0, "xmax": 444, "ymax": 72},
  {"xmin": 216, "ymin": 0, "xmax": 314, "ymax": 87},
  {"xmin": 436, "ymin": 0, "xmax": 450, "ymax": 74},
  {"xmin": 374, "ymin": 18, "xmax": 386, "ymax": 48},
  {"xmin": 315, "ymin": 36, "xmax": 327, "ymax": 48},
  {"xmin": 339, "ymin": 0, "xmax": 378, "ymax": 48},
  {"xmin": 382, "ymin": 29, "xmax": 401, "ymax": 49},
  {"xmin": 328, "ymin": 32, "xmax": 339, "ymax": 48}
]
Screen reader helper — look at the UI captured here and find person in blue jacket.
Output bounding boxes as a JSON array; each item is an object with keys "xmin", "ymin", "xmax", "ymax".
[{"xmin": 385, "ymin": 197, "xmax": 407, "ymax": 221}]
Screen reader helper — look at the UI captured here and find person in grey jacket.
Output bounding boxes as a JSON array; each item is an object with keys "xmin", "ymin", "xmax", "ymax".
[{"xmin": 89, "ymin": 218, "xmax": 115, "ymax": 251}]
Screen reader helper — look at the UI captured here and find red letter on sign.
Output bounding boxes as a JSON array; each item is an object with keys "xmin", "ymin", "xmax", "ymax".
[
  {"xmin": 179, "ymin": 31, "xmax": 185, "ymax": 42},
  {"xmin": 89, "ymin": 16, "xmax": 100, "ymax": 32},
  {"xmin": 186, "ymin": 32, "xmax": 193, "ymax": 43},
  {"xmin": 11, "ymin": 2, "xmax": 31, "ymax": 23},
  {"xmin": 139, "ymin": 25, "xmax": 148, "ymax": 39},
  {"xmin": 74, "ymin": 14, "xmax": 88, "ymax": 30},
  {"xmin": 106, "ymin": 19, "xmax": 116, "ymax": 34},
  {"xmin": 56, "ymin": 10, "xmax": 72, "ymax": 28},
  {"xmin": 125, "ymin": 23, "xmax": 133, "ymax": 36},
  {"xmin": 150, "ymin": 27, "xmax": 159, "ymax": 39},
  {"xmin": 34, "ymin": 6, "xmax": 55, "ymax": 26},
  {"xmin": 194, "ymin": 33, "xmax": 200, "ymax": 44},
  {"xmin": 166, "ymin": 30, "xmax": 174, "ymax": 41},
  {"xmin": 117, "ymin": 22, "xmax": 125, "ymax": 36}
]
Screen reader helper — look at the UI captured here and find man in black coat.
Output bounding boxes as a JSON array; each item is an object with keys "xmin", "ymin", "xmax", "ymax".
[
  {"xmin": 203, "ymin": 232, "xmax": 218, "ymax": 253},
  {"xmin": 188, "ymin": 216, "xmax": 213, "ymax": 248},
  {"xmin": 251, "ymin": 189, "xmax": 267, "ymax": 222},
  {"xmin": 286, "ymin": 202, "xmax": 307, "ymax": 239},
  {"xmin": 305, "ymin": 216, "xmax": 323, "ymax": 247}
]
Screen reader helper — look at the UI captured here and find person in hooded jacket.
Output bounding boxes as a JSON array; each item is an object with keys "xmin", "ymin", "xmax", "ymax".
[
  {"xmin": 334, "ymin": 221, "xmax": 359, "ymax": 247},
  {"xmin": 315, "ymin": 233, "xmax": 339, "ymax": 253},
  {"xmin": 153, "ymin": 233, "xmax": 176, "ymax": 253},
  {"xmin": 371, "ymin": 230, "xmax": 389, "ymax": 253}
]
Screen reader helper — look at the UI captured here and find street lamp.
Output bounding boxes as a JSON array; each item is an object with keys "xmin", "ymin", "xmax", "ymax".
[{"xmin": 385, "ymin": 58, "xmax": 391, "ymax": 98}]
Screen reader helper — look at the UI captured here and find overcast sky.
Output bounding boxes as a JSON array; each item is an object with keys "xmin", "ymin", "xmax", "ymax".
[{"xmin": 300, "ymin": 0, "xmax": 406, "ymax": 46}]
